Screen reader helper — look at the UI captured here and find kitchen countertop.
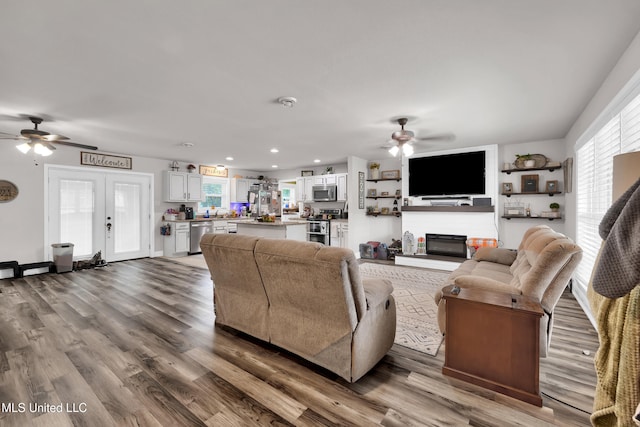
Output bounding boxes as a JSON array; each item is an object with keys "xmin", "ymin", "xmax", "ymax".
[
  {"xmin": 164, "ymin": 217, "xmax": 254, "ymax": 222},
  {"xmin": 231, "ymin": 220, "xmax": 307, "ymax": 227}
]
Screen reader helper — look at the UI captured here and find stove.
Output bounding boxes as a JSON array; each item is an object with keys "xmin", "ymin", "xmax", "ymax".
[{"xmin": 306, "ymin": 209, "xmax": 341, "ymax": 244}]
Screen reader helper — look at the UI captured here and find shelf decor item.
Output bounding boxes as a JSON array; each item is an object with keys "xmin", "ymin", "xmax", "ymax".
[
  {"xmin": 521, "ymin": 174, "xmax": 539, "ymax": 193},
  {"xmin": 369, "ymin": 162, "xmax": 381, "ymax": 180},
  {"xmin": 549, "ymin": 202, "xmax": 560, "ymax": 212},
  {"xmin": 546, "ymin": 180, "xmax": 559, "ymax": 193},
  {"xmin": 301, "ymin": 170, "xmax": 314, "ymax": 176},
  {"xmin": 504, "ymin": 202, "xmax": 525, "ymax": 217},
  {"xmin": 514, "ymin": 153, "xmax": 548, "ymax": 169},
  {"xmin": 367, "ymin": 189, "xmax": 377, "ymax": 197},
  {"xmin": 502, "ymin": 182, "xmax": 513, "ymax": 194},
  {"xmin": 381, "ymin": 169, "xmax": 400, "ymax": 180}
]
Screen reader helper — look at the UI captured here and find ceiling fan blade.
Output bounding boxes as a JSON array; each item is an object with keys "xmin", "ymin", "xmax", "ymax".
[
  {"xmin": 416, "ymin": 133, "xmax": 456, "ymax": 142},
  {"xmin": 0, "ymin": 134, "xmax": 28, "ymax": 140},
  {"xmin": 52, "ymin": 140, "xmax": 99, "ymax": 150},
  {"xmin": 43, "ymin": 134, "xmax": 70, "ymax": 141}
]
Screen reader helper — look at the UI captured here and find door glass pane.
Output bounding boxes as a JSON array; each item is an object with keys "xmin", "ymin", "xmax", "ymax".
[
  {"xmin": 60, "ymin": 179, "xmax": 93, "ymax": 257},
  {"xmin": 114, "ymin": 183, "xmax": 140, "ymax": 253}
]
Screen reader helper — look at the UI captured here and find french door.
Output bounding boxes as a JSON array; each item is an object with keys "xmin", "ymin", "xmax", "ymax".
[{"xmin": 46, "ymin": 166, "xmax": 153, "ymax": 262}]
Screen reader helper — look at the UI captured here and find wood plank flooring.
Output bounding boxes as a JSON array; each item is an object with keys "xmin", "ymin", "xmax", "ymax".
[{"xmin": 0, "ymin": 257, "xmax": 598, "ymax": 426}]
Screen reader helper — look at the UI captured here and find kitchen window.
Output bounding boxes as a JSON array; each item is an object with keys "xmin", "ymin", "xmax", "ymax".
[{"xmin": 198, "ymin": 176, "xmax": 230, "ymax": 213}]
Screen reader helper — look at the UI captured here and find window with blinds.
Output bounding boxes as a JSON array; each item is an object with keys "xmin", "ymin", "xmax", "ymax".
[{"xmin": 575, "ymin": 92, "xmax": 640, "ymax": 291}]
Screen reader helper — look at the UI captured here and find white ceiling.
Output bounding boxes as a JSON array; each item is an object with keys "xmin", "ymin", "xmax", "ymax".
[{"xmin": 2, "ymin": 1, "xmax": 640, "ymax": 171}]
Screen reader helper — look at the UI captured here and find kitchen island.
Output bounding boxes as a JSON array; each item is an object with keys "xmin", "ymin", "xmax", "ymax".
[{"xmin": 232, "ymin": 220, "xmax": 307, "ymax": 241}]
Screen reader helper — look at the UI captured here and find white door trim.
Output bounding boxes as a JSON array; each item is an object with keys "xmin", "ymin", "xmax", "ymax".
[{"xmin": 44, "ymin": 164, "xmax": 155, "ymax": 262}]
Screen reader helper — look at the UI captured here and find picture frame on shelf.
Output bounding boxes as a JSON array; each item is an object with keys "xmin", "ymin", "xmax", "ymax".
[
  {"xmin": 381, "ymin": 169, "xmax": 400, "ymax": 180},
  {"xmin": 381, "ymin": 207, "xmax": 390, "ymax": 215},
  {"xmin": 546, "ymin": 180, "xmax": 558, "ymax": 193},
  {"xmin": 395, "ymin": 189, "xmax": 401, "ymax": 196},
  {"xmin": 381, "ymin": 191, "xmax": 389, "ymax": 196},
  {"xmin": 521, "ymin": 174, "xmax": 539, "ymax": 193},
  {"xmin": 301, "ymin": 170, "xmax": 314, "ymax": 176},
  {"xmin": 502, "ymin": 182, "xmax": 513, "ymax": 194},
  {"xmin": 367, "ymin": 189, "xmax": 377, "ymax": 197}
]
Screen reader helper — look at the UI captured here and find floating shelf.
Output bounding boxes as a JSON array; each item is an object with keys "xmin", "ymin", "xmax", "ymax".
[
  {"xmin": 502, "ymin": 165, "xmax": 562, "ymax": 174},
  {"xmin": 366, "ymin": 212, "xmax": 401, "ymax": 217},
  {"xmin": 502, "ymin": 191, "xmax": 562, "ymax": 197},
  {"xmin": 402, "ymin": 206, "xmax": 494, "ymax": 213},
  {"xmin": 366, "ymin": 178, "xmax": 401, "ymax": 182},
  {"xmin": 366, "ymin": 196, "xmax": 401, "ymax": 200},
  {"xmin": 502, "ymin": 215, "xmax": 562, "ymax": 221}
]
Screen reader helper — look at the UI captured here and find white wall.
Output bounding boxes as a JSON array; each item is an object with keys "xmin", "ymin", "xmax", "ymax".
[
  {"xmin": 563, "ymin": 29, "xmax": 640, "ymax": 242},
  {"xmin": 346, "ymin": 155, "xmax": 369, "ymax": 256},
  {"xmin": 498, "ymin": 140, "xmax": 567, "ymax": 248},
  {"xmin": 0, "ymin": 143, "xmax": 259, "ymax": 265},
  {"xmin": 400, "ymin": 145, "xmax": 499, "ymax": 249},
  {"xmin": 561, "ymin": 28, "xmax": 640, "ymax": 321}
]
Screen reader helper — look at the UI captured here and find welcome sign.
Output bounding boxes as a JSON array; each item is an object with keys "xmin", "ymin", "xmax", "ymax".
[
  {"xmin": 199, "ymin": 165, "xmax": 228, "ymax": 178},
  {"xmin": 81, "ymin": 152, "xmax": 132, "ymax": 169}
]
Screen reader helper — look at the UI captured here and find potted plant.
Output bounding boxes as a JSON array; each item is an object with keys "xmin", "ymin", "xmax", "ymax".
[
  {"xmin": 549, "ymin": 202, "xmax": 560, "ymax": 212},
  {"xmin": 515, "ymin": 154, "xmax": 535, "ymax": 168},
  {"xmin": 369, "ymin": 162, "xmax": 381, "ymax": 179}
]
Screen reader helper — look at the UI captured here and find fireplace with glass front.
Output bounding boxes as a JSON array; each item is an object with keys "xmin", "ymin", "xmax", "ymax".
[{"xmin": 425, "ymin": 234, "xmax": 468, "ymax": 259}]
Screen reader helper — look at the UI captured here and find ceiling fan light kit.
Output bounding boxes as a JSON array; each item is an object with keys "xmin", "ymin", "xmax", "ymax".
[
  {"xmin": 2, "ymin": 116, "xmax": 99, "ymax": 156},
  {"xmin": 385, "ymin": 117, "xmax": 452, "ymax": 156}
]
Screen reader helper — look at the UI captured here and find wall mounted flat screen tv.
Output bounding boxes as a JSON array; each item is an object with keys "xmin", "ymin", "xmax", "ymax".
[{"xmin": 409, "ymin": 150, "xmax": 486, "ymax": 196}]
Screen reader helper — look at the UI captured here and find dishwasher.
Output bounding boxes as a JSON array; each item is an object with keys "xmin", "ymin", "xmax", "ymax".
[{"xmin": 189, "ymin": 221, "xmax": 214, "ymax": 254}]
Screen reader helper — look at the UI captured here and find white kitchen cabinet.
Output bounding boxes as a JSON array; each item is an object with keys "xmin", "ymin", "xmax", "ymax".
[
  {"xmin": 336, "ymin": 173, "xmax": 347, "ymax": 201},
  {"xmin": 296, "ymin": 177, "xmax": 314, "ymax": 202},
  {"xmin": 313, "ymin": 175, "xmax": 337, "ymax": 185},
  {"xmin": 231, "ymin": 178, "xmax": 253, "ymax": 203},
  {"xmin": 163, "ymin": 171, "xmax": 203, "ymax": 202},
  {"xmin": 330, "ymin": 221, "xmax": 349, "ymax": 248},
  {"xmin": 163, "ymin": 221, "xmax": 190, "ymax": 257}
]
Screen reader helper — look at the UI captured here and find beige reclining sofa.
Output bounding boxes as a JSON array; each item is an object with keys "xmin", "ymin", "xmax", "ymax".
[
  {"xmin": 200, "ymin": 233, "xmax": 397, "ymax": 382},
  {"xmin": 434, "ymin": 225, "xmax": 582, "ymax": 357}
]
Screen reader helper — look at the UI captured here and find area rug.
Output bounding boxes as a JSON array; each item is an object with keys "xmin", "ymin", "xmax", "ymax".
[
  {"xmin": 359, "ymin": 262, "xmax": 449, "ymax": 357},
  {"xmin": 169, "ymin": 255, "xmax": 449, "ymax": 356}
]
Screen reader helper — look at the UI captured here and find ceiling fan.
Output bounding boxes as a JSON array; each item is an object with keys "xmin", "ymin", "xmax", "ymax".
[
  {"xmin": 0, "ymin": 116, "xmax": 98, "ymax": 156},
  {"xmin": 381, "ymin": 117, "xmax": 454, "ymax": 157}
]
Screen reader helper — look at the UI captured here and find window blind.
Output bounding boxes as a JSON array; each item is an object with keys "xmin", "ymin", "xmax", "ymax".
[{"xmin": 575, "ymin": 92, "xmax": 640, "ymax": 292}]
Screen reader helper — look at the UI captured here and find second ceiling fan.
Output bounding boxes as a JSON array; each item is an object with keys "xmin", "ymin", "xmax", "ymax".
[
  {"xmin": 382, "ymin": 117, "xmax": 454, "ymax": 157},
  {"xmin": 0, "ymin": 116, "xmax": 98, "ymax": 156}
]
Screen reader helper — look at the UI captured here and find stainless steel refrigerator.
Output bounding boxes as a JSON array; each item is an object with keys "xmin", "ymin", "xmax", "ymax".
[{"xmin": 248, "ymin": 187, "xmax": 281, "ymax": 217}]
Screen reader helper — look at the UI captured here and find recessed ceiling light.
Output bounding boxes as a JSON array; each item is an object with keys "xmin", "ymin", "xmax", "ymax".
[
  {"xmin": 225, "ymin": 156, "xmax": 234, "ymax": 161},
  {"xmin": 272, "ymin": 165, "xmax": 278, "ymax": 168},
  {"xmin": 270, "ymin": 148, "xmax": 279, "ymax": 153},
  {"xmin": 313, "ymin": 159, "xmax": 321, "ymax": 163}
]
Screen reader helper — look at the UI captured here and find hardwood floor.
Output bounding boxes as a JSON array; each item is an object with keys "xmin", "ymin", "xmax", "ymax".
[{"xmin": 0, "ymin": 257, "xmax": 598, "ymax": 426}]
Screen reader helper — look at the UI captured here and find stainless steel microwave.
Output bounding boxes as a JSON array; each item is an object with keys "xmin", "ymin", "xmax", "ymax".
[{"xmin": 312, "ymin": 184, "xmax": 337, "ymax": 202}]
